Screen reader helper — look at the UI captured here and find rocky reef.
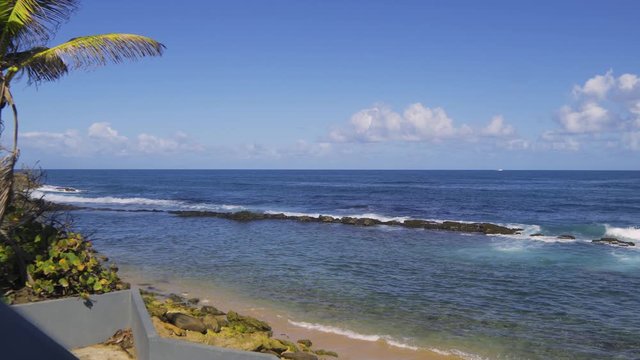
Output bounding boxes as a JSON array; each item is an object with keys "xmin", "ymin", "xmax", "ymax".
[
  {"xmin": 169, "ymin": 210, "xmax": 522, "ymax": 235},
  {"xmin": 592, "ymin": 237, "xmax": 635, "ymax": 247},
  {"xmin": 142, "ymin": 290, "xmax": 338, "ymax": 359}
]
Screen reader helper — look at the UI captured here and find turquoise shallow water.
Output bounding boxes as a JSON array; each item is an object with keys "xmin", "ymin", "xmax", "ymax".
[{"xmin": 39, "ymin": 170, "xmax": 640, "ymax": 359}]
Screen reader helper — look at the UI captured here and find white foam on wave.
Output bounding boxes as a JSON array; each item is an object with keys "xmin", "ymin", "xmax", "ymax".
[
  {"xmin": 288, "ymin": 320, "xmax": 419, "ymax": 350},
  {"xmin": 35, "ymin": 192, "xmax": 182, "ymax": 206},
  {"xmin": 288, "ymin": 320, "xmax": 380, "ymax": 341},
  {"xmin": 288, "ymin": 320, "xmax": 485, "ymax": 360},
  {"xmin": 33, "ymin": 191, "xmax": 247, "ymax": 212},
  {"xmin": 605, "ymin": 225, "xmax": 640, "ymax": 241},
  {"xmin": 494, "ymin": 224, "xmax": 580, "ymax": 243},
  {"xmin": 37, "ymin": 185, "xmax": 84, "ymax": 193},
  {"xmin": 346, "ymin": 213, "xmax": 410, "ymax": 223},
  {"xmin": 265, "ymin": 210, "xmax": 409, "ymax": 223},
  {"xmin": 611, "ymin": 251, "xmax": 640, "ymax": 263},
  {"xmin": 428, "ymin": 347, "xmax": 489, "ymax": 360},
  {"xmin": 266, "ymin": 210, "xmax": 323, "ymax": 218}
]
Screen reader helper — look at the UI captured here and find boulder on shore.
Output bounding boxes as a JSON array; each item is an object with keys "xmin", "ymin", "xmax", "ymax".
[{"xmin": 165, "ymin": 312, "xmax": 207, "ymax": 334}]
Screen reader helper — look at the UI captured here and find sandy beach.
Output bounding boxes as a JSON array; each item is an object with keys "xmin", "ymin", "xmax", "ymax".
[{"xmin": 119, "ymin": 267, "xmax": 461, "ymax": 360}]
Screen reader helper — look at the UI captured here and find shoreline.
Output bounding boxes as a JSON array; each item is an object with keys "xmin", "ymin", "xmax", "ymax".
[{"xmin": 118, "ymin": 267, "xmax": 463, "ymax": 360}]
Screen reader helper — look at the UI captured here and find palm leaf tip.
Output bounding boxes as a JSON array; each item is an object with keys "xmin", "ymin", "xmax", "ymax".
[{"xmin": 25, "ymin": 33, "xmax": 164, "ymax": 74}]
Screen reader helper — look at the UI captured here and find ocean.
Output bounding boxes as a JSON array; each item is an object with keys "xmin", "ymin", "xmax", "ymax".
[{"xmin": 35, "ymin": 170, "xmax": 640, "ymax": 359}]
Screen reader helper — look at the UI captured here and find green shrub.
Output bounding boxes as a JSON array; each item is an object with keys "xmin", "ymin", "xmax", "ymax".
[{"xmin": 26, "ymin": 232, "xmax": 125, "ymax": 299}]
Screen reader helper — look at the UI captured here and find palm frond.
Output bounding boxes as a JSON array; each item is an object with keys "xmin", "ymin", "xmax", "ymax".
[
  {"xmin": 15, "ymin": 33, "xmax": 164, "ymax": 83},
  {"xmin": 0, "ymin": 0, "xmax": 79, "ymax": 51},
  {"xmin": 5, "ymin": 46, "xmax": 67, "ymax": 82}
]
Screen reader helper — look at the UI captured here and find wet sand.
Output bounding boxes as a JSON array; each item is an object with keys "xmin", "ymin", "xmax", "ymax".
[{"xmin": 120, "ymin": 267, "xmax": 460, "ymax": 360}]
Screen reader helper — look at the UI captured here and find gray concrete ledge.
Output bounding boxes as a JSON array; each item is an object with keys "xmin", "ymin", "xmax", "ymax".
[{"xmin": 13, "ymin": 289, "xmax": 276, "ymax": 360}]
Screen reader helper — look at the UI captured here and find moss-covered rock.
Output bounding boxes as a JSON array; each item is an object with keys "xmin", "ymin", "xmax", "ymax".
[
  {"xmin": 297, "ymin": 339, "xmax": 312, "ymax": 348},
  {"xmin": 276, "ymin": 338, "xmax": 299, "ymax": 352},
  {"xmin": 227, "ymin": 310, "xmax": 272, "ymax": 334},
  {"xmin": 142, "ymin": 290, "xmax": 337, "ymax": 358},
  {"xmin": 201, "ymin": 305, "xmax": 225, "ymax": 316},
  {"xmin": 166, "ymin": 312, "xmax": 207, "ymax": 334},
  {"xmin": 202, "ymin": 315, "xmax": 221, "ymax": 333},
  {"xmin": 315, "ymin": 349, "xmax": 338, "ymax": 357}
]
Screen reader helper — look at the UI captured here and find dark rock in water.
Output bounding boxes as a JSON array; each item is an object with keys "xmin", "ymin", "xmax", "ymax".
[
  {"xmin": 168, "ymin": 209, "xmax": 521, "ymax": 236},
  {"xmin": 296, "ymin": 339, "xmax": 312, "ymax": 348},
  {"xmin": 340, "ymin": 217, "xmax": 358, "ymax": 225},
  {"xmin": 282, "ymin": 352, "xmax": 318, "ymax": 360},
  {"xmin": 200, "ymin": 305, "xmax": 225, "ymax": 316},
  {"xmin": 266, "ymin": 212, "xmax": 288, "ymax": 220},
  {"xmin": 530, "ymin": 233, "xmax": 544, "ymax": 237},
  {"xmin": 166, "ymin": 312, "xmax": 207, "ymax": 334},
  {"xmin": 356, "ymin": 217, "xmax": 380, "ymax": 226},
  {"xmin": 478, "ymin": 223, "xmax": 518, "ymax": 235},
  {"xmin": 229, "ymin": 210, "xmax": 265, "ymax": 221},
  {"xmin": 592, "ymin": 237, "xmax": 635, "ymax": 247},
  {"xmin": 403, "ymin": 219, "xmax": 429, "ymax": 228},
  {"xmin": 557, "ymin": 234, "xmax": 576, "ymax": 240},
  {"xmin": 319, "ymin": 215, "xmax": 335, "ymax": 223}
]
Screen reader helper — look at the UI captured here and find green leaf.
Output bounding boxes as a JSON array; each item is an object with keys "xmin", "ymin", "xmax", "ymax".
[
  {"xmin": 66, "ymin": 252, "xmax": 80, "ymax": 266},
  {"xmin": 58, "ymin": 278, "xmax": 69, "ymax": 287},
  {"xmin": 93, "ymin": 281, "xmax": 102, "ymax": 292}
]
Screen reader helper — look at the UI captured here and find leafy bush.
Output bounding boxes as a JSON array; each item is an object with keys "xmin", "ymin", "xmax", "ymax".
[
  {"xmin": 1, "ymin": 171, "xmax": 127, "ymax": 302},
  {"xmin": 27, "ymin": 232, "xmax": 126, "ymax": 299}
]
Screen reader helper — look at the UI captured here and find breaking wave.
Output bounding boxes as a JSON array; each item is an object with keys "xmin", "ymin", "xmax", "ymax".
[
  {"xmin": 37, "ymin": 185, "xmax": 84, "ymax": 193},
  {"xmin": 288, "ymin": 320, "xmax": 485, "ymax": 359},
  {"xmin": 605, "ymin": 225, "xmax": 640, "ymax": 241}
]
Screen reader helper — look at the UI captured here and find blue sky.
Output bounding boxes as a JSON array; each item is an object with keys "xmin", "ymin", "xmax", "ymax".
[{"xmin": 10, "ymin": 0, "xmax": 640, "ymax": 169}]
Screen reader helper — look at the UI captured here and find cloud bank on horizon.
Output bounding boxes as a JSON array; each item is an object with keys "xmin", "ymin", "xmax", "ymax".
[{"xmin": 17, "ymin": 70, "xmax": 640, "ymax": 169}]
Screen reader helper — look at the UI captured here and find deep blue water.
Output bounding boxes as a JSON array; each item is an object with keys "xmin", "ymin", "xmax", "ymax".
[{"xmin": 38, "ymin": 170, "xmax": 640, "ymax": 359}]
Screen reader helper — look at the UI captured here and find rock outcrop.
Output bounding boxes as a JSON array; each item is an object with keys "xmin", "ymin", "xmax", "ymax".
[
  {"xmin": 592, "ymin": 237, "xmax": 635, "ymax": 247},
  {"xmin": 169, "ymin": 210, "xmax": 521, "ymax": 235}
]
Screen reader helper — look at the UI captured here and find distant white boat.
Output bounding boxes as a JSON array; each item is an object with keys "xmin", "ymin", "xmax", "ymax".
[{"xmin": 497, "ymin": 169, "xmax": 504, "ymax": 172}]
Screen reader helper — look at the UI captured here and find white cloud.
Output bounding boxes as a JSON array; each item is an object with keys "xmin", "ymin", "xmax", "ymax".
[
  {"xmin": 559, "ymin": 70, "xmax": 640, "ymax": 134},
  {"xmin": 482, "ymin": 115, "xmax": 515, "ymax": 137},
  {"xmin": 573, "ymin": 70, "xmax": 615, "ymax": 99},
  {"xmin": 329, "ymin": 103, "xmax": 513, "ymax": 143},
  {"xmin": 557, "ymin": 102, "xmax": 611, "ymax": 133},
  {"xmin": 22, "ymin": 122, "xmax": 203, "ymax": 157},
  {"xmin": 88, "ymin": 122, "xmax": 128, "ymax": 143}
]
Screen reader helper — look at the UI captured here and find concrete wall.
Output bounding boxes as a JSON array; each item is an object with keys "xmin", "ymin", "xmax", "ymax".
[
  {"xmin": 13, "ymin": 290, "xmax": 131, "ymax": 349},
  {"xmin": 13, "ymin": 289, "xmax": 277, "ymax": 360}
]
